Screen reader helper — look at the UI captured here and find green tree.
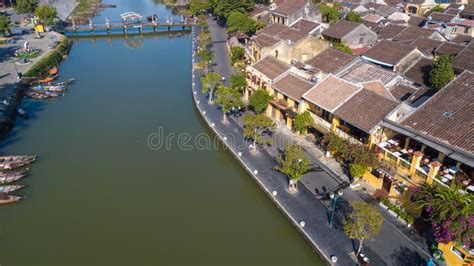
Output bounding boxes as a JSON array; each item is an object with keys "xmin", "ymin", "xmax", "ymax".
[
  {"xmin": 198, "ymin": 30, "xmax": 212, "ymax": 49},
  {"xmin": 34, "ymin": 5, "xmax": 57, "ymax": 25},
  {"xmin": 429, "ymin": 55, "xmax": 454, "ymax": 90},
  {"xmin": 230, "ymin": 73, "xmax": 247, "ymax": 92},
  {"xmin": 215, "ymin": 86, "xmax": 244, "ymax": 123},
  {"xmin": 320, "ymin": 4, "xmax": 339, "ymax": 24},
  {"xmin": 344, "ymin": 201, "xmax": 383, "ymax": 256},
  {"xmin": 349, "ymin": 164, "xmax": 367, "ymax": 179},
  {"xmin": 211, "ymin": 0, "xmax": 255, "ymax": 18},
  {"xmin": 189, "ymin": 0, "xmax": 212, "ymax": 15},
  {"xmin": 431, "ymin": 5, "xmax": 444, "ymax": 13},
  {"xmin": 346, "ymin": 11, "xmax": 362, "ymax": 23},
  {"xmin": 226, "ymin": 11, "xmax": 257, "ymax": 34},
  {"xmin": 248, "ymin": 89, "xmax": 272, "ymax": 113},
  {"xmin": 274, "ymin": 144, "xmax": 310, "ymax": 191},
  {"xmin": 415, "ymin": 184, "xmax": 474, "ymax": 247},
  {"xmin": 230, "ymin": 46, "xmax": 245, "ymax": 65},
  {"xmin": 15, "ymin": 0, "xmax": 38, "ymax": 15},
  {"xmin": 197, "ymin": 49, "xmax": 214, "ymax": 70},
  {"xmin": 242, "ymin": 114, "xmax": 275, "ymax": 152},
  {"xmin": 294, "ymin": 111, "xmax": 313, "ymax": 134},
  {"xmin": 201, "ymin": 72, "xmax": 221, "ymax": 103},
  {"xmin": 0, "ymin": 15, "xmax": 11, "ymax": 36},
  {"xmin": 334, "ymin": 42, "xmax": 352, "ymax": 54}
]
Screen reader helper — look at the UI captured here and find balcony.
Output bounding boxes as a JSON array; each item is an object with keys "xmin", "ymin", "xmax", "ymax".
[{"xmin": 309, "ymin": 112, "xmax": 332, "ymax": 131}]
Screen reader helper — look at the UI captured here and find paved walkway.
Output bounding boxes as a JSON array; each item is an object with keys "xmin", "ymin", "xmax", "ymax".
[{"xmin": 196, "ymin": 17, "xmax": 433, "ymax": 265}]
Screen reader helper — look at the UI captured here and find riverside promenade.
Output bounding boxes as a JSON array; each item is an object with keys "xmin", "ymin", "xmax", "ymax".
[{"xmin": 191, "ymin": 17, "xmax": 433, "ymax": 265}]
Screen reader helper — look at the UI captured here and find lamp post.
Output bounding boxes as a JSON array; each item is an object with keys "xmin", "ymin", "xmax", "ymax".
[{"xmin": 329, "ymin": 190, "xmax": 343, "ymax": 227}]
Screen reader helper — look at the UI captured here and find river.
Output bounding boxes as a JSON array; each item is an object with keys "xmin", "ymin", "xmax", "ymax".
[{"xmin": 0, "ymin": 1, "xmax": 323, "ymax": 265}]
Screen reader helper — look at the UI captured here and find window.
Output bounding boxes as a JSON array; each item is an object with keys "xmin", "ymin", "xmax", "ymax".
[
  {"xmin": 451, "ymin": 246, "xmax": 466, "ymax": 260},
  {"xmin": 275, "ymin": 50, "xmax": 279, "ymax": 58}
]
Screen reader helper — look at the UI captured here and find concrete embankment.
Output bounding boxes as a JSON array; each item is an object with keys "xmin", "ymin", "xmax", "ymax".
[{"xmin": 190, "ymin": 28, "xmax": 336, "ymax": 265}]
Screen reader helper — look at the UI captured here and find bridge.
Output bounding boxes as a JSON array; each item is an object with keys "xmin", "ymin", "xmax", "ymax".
[{"xmin": 62, "ymin": 12, "xmax": 195, "ymax": 37}]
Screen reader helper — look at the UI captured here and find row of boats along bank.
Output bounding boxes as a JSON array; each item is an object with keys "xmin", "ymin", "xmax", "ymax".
[
  {"xmin": 23, "ymin": 67, "xmax": 76, "ymax": 101},
  {"xmin": 0, "ymin": 68, "xmax": 76, "ymax": 205},
  {"xmin": 0, "ymin": 155, "xmax": 36, "ymax": 205}
]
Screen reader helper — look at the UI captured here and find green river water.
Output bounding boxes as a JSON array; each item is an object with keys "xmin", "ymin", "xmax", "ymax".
[{"xmin": 0, "ymin": 1, "xmax": 323, "ymax": 265}]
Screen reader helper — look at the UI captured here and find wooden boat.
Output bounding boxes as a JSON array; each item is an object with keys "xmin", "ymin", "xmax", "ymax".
[
  {"xmin": 0, "ymin": 174, "xmax": 26, "ymax": 184},
  {"xmin": 49, "ymin": 67, "xmax": 58, "ymax": 76},
  {"xmin": 0, "ymin": 185, "xmax": 26, "ymax": 194},
  {"xmin": 0, "ymin": 195, "xmax": 23, "ymax": 205},
  {"xmin": 0, "ymin": 169, "xmax": 29, "ymax": 177},
  {"xmin": 25, "ymin": 90, "xmax": 60, "ymax": 99},
  {"xmin": 18, "ymin": 108, "xmax": 29, "ymax": 119},
  {"xmin": 0, "ymin": 155, "xmax": 36, "ymax": 162},
  {"xmin": 99, "ymin": 4, "xmax": 117, "ymax": 8},
  {"xmin": 0, "ymin": 158, "xmax": 35, "ymax": 171},
  {"xmin": 31, "ymin": 85, "xmax": 66, "ymax": 93},
  {"xmin": 54, "ymin": 78, "xmax": 75, "ymax": 86},
  {"xmin": 39, "ymin": 76, "xmax": 56, "ymax": 84}
]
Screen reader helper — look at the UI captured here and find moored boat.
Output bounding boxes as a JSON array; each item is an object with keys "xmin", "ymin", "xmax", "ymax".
[
  {"xmin": 0, "ymin": 158, "xmax": 35, "ymax": 170},
  {"xmin": 0, "ymin": 169, "xmax": 28, "ymax": 177},
  {"xmin": 49, "ymin": 67, "xmax": 58, "ymax": 76},
  {"xmin": 0, "ymin": 185, "xmax": 26, "ymax": 194},
  {"xmin": 54, "ymin": 78, "xmax": 75, "ymax": 86},
  {"xmin": 0, "ymin": 174, "xmax": 26, "ymax": 184},
  {"xmin": 30, "ymin": 85, "xmax": 66, "ymax": 93},
  {"xmin": 18, "ymin": 108, "xmax": 29, "ymax": 119},
  {"xmin": 0, "ymin": 195, "xmax": 23, "ymax": 205},
  {"xmin": 39, "ymin": 76, "xmax": 56, "ymax": 84},
  {"xmin": 0, "ymin": 155, "xmax": 36, "ymax": 162}
]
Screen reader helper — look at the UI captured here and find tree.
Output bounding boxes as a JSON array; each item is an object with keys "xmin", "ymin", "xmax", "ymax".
[
  {"xmin": 346, "ymin": 11, "xmax": 362, "ymax": 23},
  {"xmin": 349, "ymin": 164, "xmax": 367, "ymax": 179},
  {"xmin": 189, "ymin": 0, "xmax": 212, "ymax": 15},
  {"xmin": 0, "ymin": 15, "xmax": 11, "ymax": 36},
  {"xmin": 248, "ymin": 89, "xmax": 272, "ymax": 113},
  {"xmin": 429, "ymin": 55, "xmax": 454, "ymax": 90},
  {"xmin": 215, "ymin": 86, "xmax": 244, "ymax": 123},
  {"xmin": 294, "ymin": 111, "xmax": 313, "ymax": 134},
  {"xmin": 197, "ymin": 49, "xmax": 214, "ymax": 70},
  {"xmin": 344, "ymin": 201, "xmax": 383, "ymax": 256},
  {"xmin": 226, "ymin": 11, "xmax": 259, "ymax": 34},
  {"xmin": 34, "ymin": 5, "xmax": 57, "ymax": 26},
  {"xmin": 198, "ymin": 30, "xmax": 212, "ymax": 49},
  {"xmin": 230, "ymin": 73, "xmax": 247, "ymax": 92},
  {"xmin": 201, "ymin": 72, "xmax": 221, "ymax": 103},
  {"xmin": 274, "ymin": 144, "xmax": 310, "ymax": 191},
  {"xmin": 15, "ymin": 0, "xmax": 38, "ymax": 15},
  {"xmin": 320, "ymin": 4, "xmax": 339, "ymax": 24},
  {"xmin": 242, "ymin": 114, "xmax": 275, "ymax": 152},
  {"xmin": 334, "ymin": 42, "xmax": 352, "ymax": 54},
  {"xmin": 211, "ymin": 0, "xmax": 255, "ymax": 18},
  {"xmin": 430, "ymin": 5, "xmax": 444, "ymax": 13},
  {"xmin": 230, "ymin": 46, "xmax": 245, "ymax": 65},
  {"xmin": 415, "ymin": 184, "xmax": 474, "ymax": 248}
]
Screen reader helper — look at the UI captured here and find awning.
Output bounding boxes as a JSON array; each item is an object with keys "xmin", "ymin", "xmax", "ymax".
[{"xmin": 382, "ymin": 121, "xmax": 474, "ymax": 167}]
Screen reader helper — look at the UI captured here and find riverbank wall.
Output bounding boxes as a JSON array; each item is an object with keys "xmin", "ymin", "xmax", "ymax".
[
  {"xmin": 23, "ymin": 37, "xmax": 72, "ymax": 78},
  {"xmin": 189, "ymin": 28, "xmax": 333, "ymax": 265}
]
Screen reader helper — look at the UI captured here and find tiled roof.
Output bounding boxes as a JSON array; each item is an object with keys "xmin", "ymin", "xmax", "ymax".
[
  {"xmin": 453, "ymin": 41, "xmax": 474, "ymax": 72},
  {"xmin": 451, "ymin": 34, "xmax": 472, "ymax": 45},
  {"xmin": 390, "ymin": 84, "xmax": 417, "ymax": 101},
  {"xmin": 430, "ymin": 12, "xmax": 455, "ymax": 22},
  {"xmin": 408, "ymin": 16, "xmax": 425, "ymax": 26},
  {"xmin": 290, "ymin": 19, "xmax": 320, "ymax": 35},
  {"xmin": 249, "ymin": 5, "xmax": 268, "ymax": 17},
  {"xmin": 375, "ymin": 24, "xmax": 407, "ymax": 40},
  {"xmin": 334, "ymin": 89, "xmax": 399, "ymax": 132},
  {"xmin": 362, "ymin": 40, "xmax": 416, "ymax": 66},
  {"xmin": 272, "ymin": 73, "xmax": 314, "ymax": 101},
  {"xmin": 252, "ymin": 56, "xmax": 291, "ymax": 80},
  {"xmin": 393, "ymin": 26, "xmax": 436, "ymax": 42},
  {"xmin": 363, "ymin": 14, "xmax": 384, "ymax": 23},
  {"xmin": 253, "ymin": 23, "xmax": 307, "ymax": 47},
  {"xmin": 360, "ymin": 80, "xmax": 396, "ymax": 100},
  {"xmin": 460, "ymin": 5, "xmax": 474, "ymax": 17},
  {"xmin": 401, "ymin": 71, "xmax": 474, "ymax": 155},
  {"xmin": 410, "ymin": 38, "xmax": 442, "ymax": 55},
  {"xmin": 443, "ymin": 8, "xmax": 460, "ymax": 15},
  {"xmin": 434, "ymin": 42, "xmax": 465, "ymax": 57},
  {"xmin": 303, "ymin": 75, "xmax": 361, "ymax": 112},
  {"xmin": 258, "ymin": 23, "xmax": 287, "ymax": 36},
  {"xmin": 253, "ymin": 33, "xmax": 280, "ymax": 47},
  {"xmin": 277, "ymin": 27, "xmax": 306, "ymax": 43},
  {"xmin": 273, "ymin": 0, "xmax": 306, "ymax": 16},
  {"xmin": 306, "ymin": 47, "xmax": 355, "ymax": 74},
  {"xmin": 322, "ymin": 20, "xmax": 361, "ymax": 40},
  {"xmin": 403, "ymin": 58, "xmax": 434, "ymax": 87},
  {"xmin": 338, "ymin": 60, "xmax": 396, "ymax": 84}
]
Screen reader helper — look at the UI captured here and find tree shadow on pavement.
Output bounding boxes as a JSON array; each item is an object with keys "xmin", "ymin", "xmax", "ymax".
[
  {"xmin": 0, "ymin": 46, "xmax": 18, "ymax": 62},
  {"xmin": 390, "ymin": 246, "xmax": 424, "ymax": 265}
]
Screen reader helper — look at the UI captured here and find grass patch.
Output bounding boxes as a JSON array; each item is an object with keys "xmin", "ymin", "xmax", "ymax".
[
  {"xmin": 24, "ymin": 38, "xmax": 72, "ymax": 78},
  {"xmin": 71, "ymin": 0, "xmax": 101, "ymax": 24}
]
